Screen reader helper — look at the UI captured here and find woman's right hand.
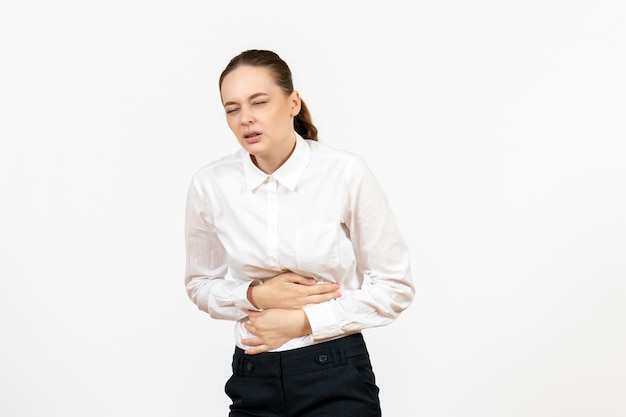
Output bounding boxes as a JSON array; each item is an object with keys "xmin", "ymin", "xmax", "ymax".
[{"xmin": 247, "ymin": 272, "xmax": 341, "ymax": 310}]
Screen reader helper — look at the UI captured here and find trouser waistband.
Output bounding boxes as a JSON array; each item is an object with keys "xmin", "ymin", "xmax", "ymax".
[{"xmin": 231, "ymin": 333, "xmax": 368, "ymax": 378}]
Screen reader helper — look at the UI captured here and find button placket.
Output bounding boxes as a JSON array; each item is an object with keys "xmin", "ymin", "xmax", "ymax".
[{"xmin": 266, "ymin": 177, "xmax": 279, "ymax": 267}]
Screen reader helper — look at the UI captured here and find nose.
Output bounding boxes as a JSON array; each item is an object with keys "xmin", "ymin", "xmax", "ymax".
[{"xmin": 240, "ymin": 106, "xmax": 253, "ymax": 125}]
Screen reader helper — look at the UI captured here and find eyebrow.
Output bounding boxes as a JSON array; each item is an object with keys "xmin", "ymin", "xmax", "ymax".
[{"xmin": 223, "ymin": 92, "xmax": 269, "ymax": 108}]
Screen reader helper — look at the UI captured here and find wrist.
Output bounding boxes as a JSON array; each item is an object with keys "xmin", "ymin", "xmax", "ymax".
[
  {"xmin": 247, "ymin": 281, "xmax": 263, "ymax": 310},
  {"xmin": 298, "ymin": 309, "xmax": 312, "ymax": 336}
]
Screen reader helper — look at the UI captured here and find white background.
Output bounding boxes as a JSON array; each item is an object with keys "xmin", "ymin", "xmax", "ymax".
[{"xmin": 1, "ymin": 1, "xmax": 625, "ymax": 416}]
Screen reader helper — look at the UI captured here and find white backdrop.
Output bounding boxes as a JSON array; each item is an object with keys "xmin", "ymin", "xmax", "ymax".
[{"xmin": 1, "ymin": 1, "xmax": 625, "ymax": 416}]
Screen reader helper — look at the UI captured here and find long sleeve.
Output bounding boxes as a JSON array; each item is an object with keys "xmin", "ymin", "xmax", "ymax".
[
  {"xmin": 184, "ymin": 177, "xmax": 258, "ymax": 321},
  {"xmin": 302, "ymin": 157, "xmax": 415, "ymax": 340}
]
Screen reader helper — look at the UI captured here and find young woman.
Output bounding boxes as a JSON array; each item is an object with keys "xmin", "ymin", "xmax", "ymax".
[{"xmin": 184, "ymin": 49, "xmax": 415, "ymax": 417}]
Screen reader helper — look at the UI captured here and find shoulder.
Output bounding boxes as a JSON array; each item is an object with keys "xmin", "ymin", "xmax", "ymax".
[
  {"xmin": 188, "ymin": 149, "xmax": 246, "ymax": 196},
  {"xmin": 308, "ymin": 140, "xmax": 365, "ymax": 166},
  {"xmin": 307, "ymin": 140, "xmax": 373, "ymax": 178},
  {"xmin": 191, "ymin": 149, "xmax": 245, "ymax": 181}
]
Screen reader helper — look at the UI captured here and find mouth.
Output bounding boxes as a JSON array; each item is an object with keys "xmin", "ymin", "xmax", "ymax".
[{"xmin": 243, "ymin": 131, "xmax": 262, "ymax": 144}]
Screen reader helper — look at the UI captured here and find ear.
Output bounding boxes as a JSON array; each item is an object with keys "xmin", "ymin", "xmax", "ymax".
[{"xmin": 289, "ymin": 91, "xmax": 302, "ymax": 117}]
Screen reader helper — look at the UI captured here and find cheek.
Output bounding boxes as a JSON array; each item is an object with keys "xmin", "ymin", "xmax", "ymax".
[
  {"xmin": 268, "ymin": 108, "xmax": 291, "ymax": 127},
  {"xmin": 226, "ymin": 117, "xmax": 238, "ymax": 132}
]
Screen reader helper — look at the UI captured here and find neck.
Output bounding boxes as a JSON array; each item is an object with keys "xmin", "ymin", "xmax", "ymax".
[{"xmin": 252, "ymin": 134, "xmax": 297, "ymax": 174}]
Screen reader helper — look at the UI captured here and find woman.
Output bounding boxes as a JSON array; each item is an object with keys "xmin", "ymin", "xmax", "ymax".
[{"xmin": 185, "ymin": 49, "xmax": 414, "ymax": 417}]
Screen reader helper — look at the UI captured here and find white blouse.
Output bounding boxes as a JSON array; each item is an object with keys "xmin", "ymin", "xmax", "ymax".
[{"xmin": 185, "ymin": 134, "xmax": 414, "ymax": 351}]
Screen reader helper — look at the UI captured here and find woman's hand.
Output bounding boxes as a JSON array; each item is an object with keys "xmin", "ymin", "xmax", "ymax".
[
  {"xmin": 247, "ymin": 272, "xmax": 341, "ymax": 310},
  {"xmin": 242, "ymin": 309, "xmax": 312, "ymax": 355},
  {"xmin": 243, "ymin": 272, "xmax": 340, "ymax": 354}
]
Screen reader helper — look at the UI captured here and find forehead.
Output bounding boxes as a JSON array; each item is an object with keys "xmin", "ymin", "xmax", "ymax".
[{"xmin": 220, "ymin": 66, "xmax": 279, "ymax": 101}]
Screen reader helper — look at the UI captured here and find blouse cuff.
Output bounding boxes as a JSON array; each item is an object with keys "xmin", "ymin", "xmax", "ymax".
[
  {"xmin": 303, "ymin": 301, "xmax": 341, "ymax": 340},
  {"xmin": 235, "ymin": 280, "xmax": 263, "ymax": 311}
]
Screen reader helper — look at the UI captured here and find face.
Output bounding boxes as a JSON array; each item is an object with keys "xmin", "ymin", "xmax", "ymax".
[{"xmin": 220, "ymin": 65, "xmax": 301, "ymax": 171}]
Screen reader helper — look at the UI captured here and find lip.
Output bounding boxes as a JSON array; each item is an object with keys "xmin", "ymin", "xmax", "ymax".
[{"xmin": 243, "ymin": 130, "xmax": 262, "ymax": 144}]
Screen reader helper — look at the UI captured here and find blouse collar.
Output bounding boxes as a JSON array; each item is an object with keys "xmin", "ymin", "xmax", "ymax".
[{"xmin": 243, "ymin": 133, "xmax": 310, "ymax": 192}]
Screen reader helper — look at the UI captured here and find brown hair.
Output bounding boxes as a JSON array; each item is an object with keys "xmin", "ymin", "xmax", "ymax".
[{"xmin": 219, "ymin": 49, "xmax": 319, "ymax": 141}]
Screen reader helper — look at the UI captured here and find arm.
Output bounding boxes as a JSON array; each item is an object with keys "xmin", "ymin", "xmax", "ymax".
[
  {"xmin": 184, "ymin": 178, "xmax": 258, "ymax": 321},
  {"xmin": 302, "ymin": 157, "xmax": 415, "ymax": 340}
]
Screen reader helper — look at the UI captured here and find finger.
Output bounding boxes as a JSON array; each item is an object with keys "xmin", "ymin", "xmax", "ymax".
[
  {"xmin": 244, "ymin": 345, "xmax": 270, "ymax": 355},
  {"xmin": 305, "ymin": 283, "xmax": 340, "ymax": 295},
  {"xmin": 247, "ymin": 310, "xmax": 262, "ymax": 318},
  {"xmin": 288, "ymin": 275, "xmax": 317, "ymax": 286},
  {"xmin": 244, "ymin": 322, "xmax": 258, "ymax": 335},
  {"xmin": 241, "ymin": 336, "xmax": 262, "ymax": 346},
  {"xmin": 309, "ymin": 291, "xmax": 342, "ymax": 304}
]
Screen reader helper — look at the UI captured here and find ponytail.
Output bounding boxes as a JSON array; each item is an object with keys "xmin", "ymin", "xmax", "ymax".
[{"xmin": 295, "ymin": 99, "xmax": 318, "ymax": 141}]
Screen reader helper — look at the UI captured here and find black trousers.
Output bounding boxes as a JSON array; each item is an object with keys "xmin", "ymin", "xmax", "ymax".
[{"xmin": 225, "ymin": 333, "xmax": 382, "ymax": 417}]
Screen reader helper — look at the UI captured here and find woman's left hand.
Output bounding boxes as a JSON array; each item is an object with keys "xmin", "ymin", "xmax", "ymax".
[{"xmin": 242, "ymin": 309, "xmax": 312, "ymax": 355}]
